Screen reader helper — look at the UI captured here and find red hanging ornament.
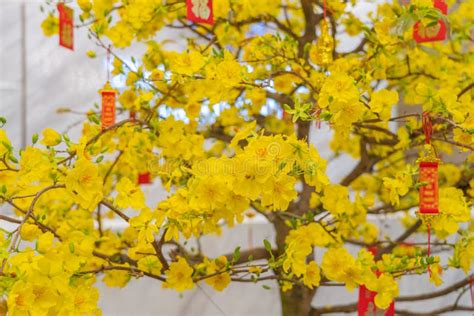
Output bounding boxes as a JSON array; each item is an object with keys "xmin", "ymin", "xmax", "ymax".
[
  {"xmin": 358, "ymin": 286, "xmax": 395, "ymax": 316},
  {"xmin": 417, "ymin": 112, "xmax": 440, "ymax": 276},
  {"xmin": 419, "ymin": 160, "xmax": 439, "ymax": 214},
  {"xmin": 100, "ymin": 82, "xmax": 117, "ymax": 130},
  {"xmin": 413, "ymin": 0, "xmax": 447, "ymax": 43},
  {"xmin": 58, "ymin": 3, "xmax": 74, "ymax": 50},
  {"xmin": 418, "ymin": 113, "xmax": 439, "ymax": 216},
  {"xmin": 186, "ymin": 0, "xmax": 213, "ymax": 25},
  {"xmin": 358, "ymin": 247, "xmax": 395, "ymax": 316},
  {"xmin": 137, "ymin": 172, "xmax": 152, "ymax": 185}
]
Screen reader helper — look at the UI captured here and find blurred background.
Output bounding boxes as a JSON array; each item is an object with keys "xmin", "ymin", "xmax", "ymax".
[{"xmin": 0, "ymin": 1, "xmax": 470, "ymax": 315}]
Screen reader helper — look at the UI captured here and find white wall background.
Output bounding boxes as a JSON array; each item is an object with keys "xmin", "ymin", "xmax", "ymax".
[{"xmin": 0, "ymin": 1, "xmax": 471, "ymax": 315}]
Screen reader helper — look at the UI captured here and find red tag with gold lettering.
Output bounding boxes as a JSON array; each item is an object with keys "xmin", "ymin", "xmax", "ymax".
[
  {"xmin": 419, "ymin": 161, "xmax": 439, "ymax": 214},
  {"xmin": 100, "ymin": 82, "xmax": 117, "ymax": 130},
  {"xmin": 187, "ymin": 0, "xmax": 213, "ymax": 24},
  {"xmin": 413, "ymin": 0, "xmax": 447, "ymax": 43},
  {"xmin": 58, "ymin": 3, "xmax": 74, "ymax": 50}
]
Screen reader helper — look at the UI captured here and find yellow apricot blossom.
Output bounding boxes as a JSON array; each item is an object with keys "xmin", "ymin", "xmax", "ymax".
[
  {"xmin": 65, "ymin": 158, "xmax": 103, "ymax": 210},
  {"xmin": 303, "ymin": 261, "xmax": 321, "ymax": 289},
  {"xmin": 1, "ymin": 0, "xmax": 471, "ymax": 314},
  {"xmin": 164, "ymin": 257, "xmax": 194, "ymax": 292},
  {"xmin": 20, "ymin": 223, "xmax": 42, "ymax": 242},
  {"xmin": 40, "ymin": 128, "xmax": 62, "ymax": 147},
  {"xmin": 116, "ymin": 177, "xmax": 146, "ymax": 210}
]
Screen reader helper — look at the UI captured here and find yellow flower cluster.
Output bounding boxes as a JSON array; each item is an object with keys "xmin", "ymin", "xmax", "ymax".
[{"xmin": 8, "ymin": 0, "xmax": 473, "ymax": 313}]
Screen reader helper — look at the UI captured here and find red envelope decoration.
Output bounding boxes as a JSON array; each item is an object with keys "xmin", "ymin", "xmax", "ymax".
[
  {"xmin": 358, "ymin": 247, "xmax": 395, "ymax": 316},
  {"xmin": 358, "ymin": 286, "xmax": 395, "ymax": 316},
  {"xmin": 413, "ymin": 0, "xmax": 447, "ymax": 43},
  {"xmin": 100, "ymin": 82, "xmax": 117, "ymax": 130},
  {"xmin": 186, "ymin": 0, "xmax": 213, "ymax": 25},
  {"xmin": 58, "ymin": 3, "xmax": 74, "ymax": 50},
  {"xmin": 138, "ymin": 172, "xmax": 152, "ymax": 185},
  {"xmin": 419, "ymin": 161, "xmax": 439, "ymax": 214}
]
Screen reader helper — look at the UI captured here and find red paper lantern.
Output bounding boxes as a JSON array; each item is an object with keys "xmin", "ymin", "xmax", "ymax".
[
  {"xmin": 358, "ymin": 247, "xmax": 395, "ymax": 316},
  {"xmin": 100, "ymin": 82, "xmax": 117, "ymax": 130},
  {"xmin": 413, "ymin": 0, "xmax": 447, "ymax": 43},
  {"xmin": 186, "ymin": 0, "xmax": 213, "ymax": 25},
  {"xmin": 58, "ymin": 3, "xmax": 74, "ymax": 50},
  {"xmin": 138, "ymin": 172, "xmax": 152, "ymax": 185}
]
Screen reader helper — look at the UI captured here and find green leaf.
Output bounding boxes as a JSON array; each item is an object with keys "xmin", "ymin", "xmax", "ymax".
[
  {"xmin": 232, "ymin": 246, "xmax": 241, "ymax": 263},
  {"xmin": 32, "ymin": 133, "xmax": 39, "ymax": 145},
  {"xmin": 262, "ymin": 285, "xmax": 271, "ymax": 290},
  {"xmin": 1, "ymin": 141, "xmax": 12, "ymax": 152},
  {"xmin": 69, "ymin": 242, "xmax": 75, "ymax": 254},
  {"xmin": 96, "ymin": 155, "xmax": 104, "ymax": 163},
  {"xmin": 415, "ymin": 181, "xmax": 429, "ymax": 189},
  {"xmin": 89, "ymin": 114, "xmax": 100, "ymax": 125},
  {"xmin": 263, "ymin": 239, "xmax": 272, "ymax": 253},
  {"xmin": 290, "ymin": 218, "xmax": 298, "ymax": 229},
  {"xmin": 9, "ymin": 156, "xmax": 18, "ymax": 164},
  {"xmin": 0, "ymin": 117, "xmax": 6, "ymax": 127}
]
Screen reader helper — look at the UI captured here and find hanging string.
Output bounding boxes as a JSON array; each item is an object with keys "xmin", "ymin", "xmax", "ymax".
[
  {"xmin": 323, "ymin": 0, "xmax": 327, "ymax": 19},
  {"xmin": 106, "ymin": 45, "xmax": 111, "ymax": 82},
  {"xmin": 422, "ymin": 112, "xmax": 432, "ymax": 144}
]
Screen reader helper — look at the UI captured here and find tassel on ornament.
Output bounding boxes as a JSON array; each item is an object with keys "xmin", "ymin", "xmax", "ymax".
[
  {"xmin": 417, "ymin": 112, "xmax": 440, "ymax": 275},
  {"xmin": 57, "ymin": 3, "xmax": 74, "ymax": 50},
  {"xmin": 413, "ymin": 0, "xmax": 448, "ymax": 43},
  {"xmin": 186, "ymin": 0, "xmax": 213, "ymax": 25},
  {"xmin": 100, "ymin": 82, "xmax": 117, "ymax": 130}
]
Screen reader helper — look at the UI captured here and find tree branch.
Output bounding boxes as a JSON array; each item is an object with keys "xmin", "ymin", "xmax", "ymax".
[
  {"xmin": 375, "ymin": 220, "xmax": 422, "ymax": 260},
  {"xmin": 100, "ymin": 200, "xmax": 130, "ymax": 222},
  {"xmin": 224, "ymin": 247, "xmax": 272, "ymax": 265},
  {"xmin": 394, "ymin": 305, "xmax": 472, "ymax": 315},
  {"xmin": 397, "ymin": 275, "xmax": 473, "ymax": 301}
]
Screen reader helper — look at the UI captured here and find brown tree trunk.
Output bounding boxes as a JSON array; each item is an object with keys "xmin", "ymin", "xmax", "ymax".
[
  {"xmin": 280, "ymin": 283, "xmax": 315, "ymax": 316},
  {"xmin": 275, "ymin": 120, "xmax": 315, "ymax": 316},
  {"xmin": 274, "ymin": 217, "xmax": 315, "ymax": 316}
]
